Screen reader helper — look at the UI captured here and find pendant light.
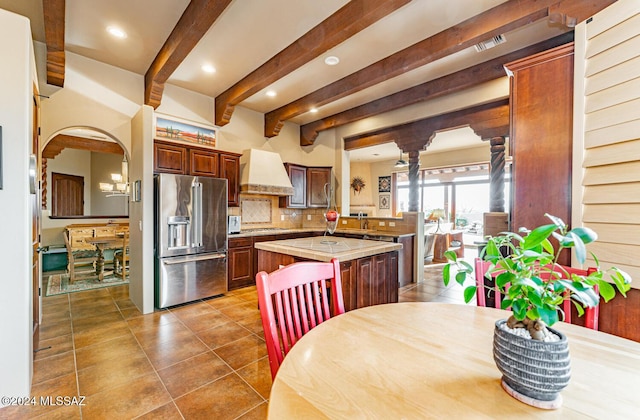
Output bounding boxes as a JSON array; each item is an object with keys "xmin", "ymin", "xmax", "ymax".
[{"xmin": 394, "ymin": 152, "xmax": 408, "ymax": 168}]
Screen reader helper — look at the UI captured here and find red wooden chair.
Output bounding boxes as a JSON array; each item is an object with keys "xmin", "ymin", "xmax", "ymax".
[
  {"xmin": 474, "ymin": 258, "xmax": 599, "ymax": 330},
  {"xmin": 256, "ymin": 258, "xmax": 345, "ymax": 379}
]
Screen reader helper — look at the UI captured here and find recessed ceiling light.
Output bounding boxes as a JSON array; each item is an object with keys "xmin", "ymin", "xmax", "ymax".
[
  {"xmin": 266, "ymin": 90, "xmax": 277, "ymax": 97},
  {"xmin": 310, "ymin": 108, "xmax": 318, "ymax": 113},
  {"xmin": 201, "ymin": 64, "xmax": 216, "ymax": 74},
  {"xmin": 324, "ymin": 56, "xmax": 340, "ymax": 66},
  {"xmin": 107, "ymin": 26, "xmax": 127, "ymax": 39}
]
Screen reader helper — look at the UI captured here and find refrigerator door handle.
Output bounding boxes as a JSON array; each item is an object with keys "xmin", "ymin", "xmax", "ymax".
[
  {"xmin": 162, "ymin": 253, "xmax": 226, "ymax": 265},
  {"xmin": 192, "ymin": 180, "xmax": 203, "ymax": 247}
]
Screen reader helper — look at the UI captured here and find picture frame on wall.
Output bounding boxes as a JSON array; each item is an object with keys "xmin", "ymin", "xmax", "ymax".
[
  {"xmin": 378, "ymin": 176, "xmax": 391, "ymax": 192},
  {"xmin": 155, "ymin": 113, "xmax": 217, "ymax": 148},
  {"xmin": 379, "ymin": 194, "xmax": 390, "ymax": 209}
]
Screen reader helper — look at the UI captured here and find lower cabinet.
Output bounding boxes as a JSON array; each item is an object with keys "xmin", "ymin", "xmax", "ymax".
[
  {"xmin": 355, "ymin": 253, "xmax": 397, "ymax": 309},
  {"xmin": 228, "ymin": 237, "xmax": 253, "ymax": 290}
]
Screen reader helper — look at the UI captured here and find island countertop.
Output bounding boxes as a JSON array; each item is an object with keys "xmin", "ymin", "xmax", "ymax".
[{"xmin": 253, "ymin": 236, "xmax": 402, "ymax": 262}]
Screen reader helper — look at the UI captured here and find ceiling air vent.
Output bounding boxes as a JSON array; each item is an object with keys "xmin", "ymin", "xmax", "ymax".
[{"xmin": 474, "ymin": 34, "xmax": 506, "ymax": 52}]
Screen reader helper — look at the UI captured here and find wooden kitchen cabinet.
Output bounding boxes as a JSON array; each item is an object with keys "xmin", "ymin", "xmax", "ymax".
[
  {"xmin": 228, "ymin": 237, "xmax": 253, "ymax": 290},
  {"xmin": 154, "ymin": 140, "xmax": 240, "ymax": 207},
  {"xmin": 219, "ymin": 153, "xmax": 240, "ymax": 207},
  {"xmin": 279, "ymin": 163, "xmax": 307, "ymax": 208},
  {"xmin": 154, "ymin": 140, "xmax": 187, "ymax": 174},
  {"xmin": 355, "ymin": 252, "xmax": 397, "ymax": 309},
  {"xmin": 307, "ymin": 166, "xmax": 332, "ymax": 208},
  {"xmin": 189, "ymin": 148, "xmax": 218, "ymax": 177}
]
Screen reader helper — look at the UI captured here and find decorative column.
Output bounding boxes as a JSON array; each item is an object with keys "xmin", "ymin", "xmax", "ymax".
[
  {"xmin": 489, "ymin": 136, "xmax": 506, "ymax": 212},
  {"xmin": 407, "ymin": 150, "xmax": 421, "ymax": 212},
  {"xmin": 41, "ymin": 157, "xmax": 48, "ymax": 210}
]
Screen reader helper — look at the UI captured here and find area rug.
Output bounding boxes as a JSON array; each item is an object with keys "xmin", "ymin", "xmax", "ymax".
[{"xmin": 46, "ymin": 273, "xmax": 129, "ymax": 296}]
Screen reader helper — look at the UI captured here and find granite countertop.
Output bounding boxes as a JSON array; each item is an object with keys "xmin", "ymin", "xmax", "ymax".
[
  {"xmin": 254, "ymin": 237, "xmax": 402, "ymax": 262},
  {"xmin": 229, "ymin": 227, "xmax": 414, "ymax": 239}
]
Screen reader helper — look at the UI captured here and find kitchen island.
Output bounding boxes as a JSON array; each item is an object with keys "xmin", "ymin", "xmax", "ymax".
[{"xmin": 255, "ymin": 236, "xmax": 401, "ymax": 311}]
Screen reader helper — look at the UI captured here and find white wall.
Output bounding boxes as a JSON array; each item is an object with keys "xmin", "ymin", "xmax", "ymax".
[
  {"xmin": 0, "ymin": 9, "xmax": 36, "ymax": 402},
  {"xmin": 90, "ymin": 152, "xmax": 128, "ymax": 216}
]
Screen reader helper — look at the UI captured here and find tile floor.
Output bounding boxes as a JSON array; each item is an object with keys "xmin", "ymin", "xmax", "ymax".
[{"xmin": 1, "ymin": 263, "xmax": 472, "ymax": 419}]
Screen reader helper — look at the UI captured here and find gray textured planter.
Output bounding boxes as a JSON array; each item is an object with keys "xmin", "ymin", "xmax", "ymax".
[{"xmin": 493, "ymin": 319, "xmax": 571, "ymax": 409}]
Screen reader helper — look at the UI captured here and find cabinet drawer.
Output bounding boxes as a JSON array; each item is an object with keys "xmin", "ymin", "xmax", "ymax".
[{"xmin": 229, "ymin": 237, "xmax": 252, "ymax": 248}]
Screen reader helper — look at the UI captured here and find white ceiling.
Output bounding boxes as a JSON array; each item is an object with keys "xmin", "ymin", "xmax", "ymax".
[{"xmin": 0, "ymin": 0, "xmax": 569, "ymax": 161}]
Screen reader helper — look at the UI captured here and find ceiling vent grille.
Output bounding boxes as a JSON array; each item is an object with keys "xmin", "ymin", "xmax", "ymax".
[{"xmin": 474, "ymin": 34, "xmax": 506, "ymax": 52}]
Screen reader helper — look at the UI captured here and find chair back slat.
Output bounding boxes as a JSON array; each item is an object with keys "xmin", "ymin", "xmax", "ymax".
[
  {"xmin": 257, "ymin": 258, "xmax": 345, "ymax": 379},
  {"xmin": 474, "ymin": 258, "xmax": 599, "ymax": 330}
]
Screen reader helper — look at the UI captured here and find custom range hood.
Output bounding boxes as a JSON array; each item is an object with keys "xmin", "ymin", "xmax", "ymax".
[{"xmin": 239, "ymin": 149, "xmax": 294, "ymax": 196}]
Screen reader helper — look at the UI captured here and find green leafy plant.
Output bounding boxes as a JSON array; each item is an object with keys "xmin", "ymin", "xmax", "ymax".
[{"xmin": 443, "ymin": 214, "xmax": 632, "ymax": 340}]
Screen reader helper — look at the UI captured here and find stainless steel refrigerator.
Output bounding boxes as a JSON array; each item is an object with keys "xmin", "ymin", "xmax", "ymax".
[{"xmin": 154, "ymin": 173, "xmax": 228, "ymax": 308}]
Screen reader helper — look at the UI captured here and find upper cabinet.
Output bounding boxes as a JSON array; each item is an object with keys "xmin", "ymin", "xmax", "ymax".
[
  {"xmin": 153, "ymin": 140, "xmax": 241, "ymax": 206},
  {"xmin": 307, "ymin": 166, "xmax": 332, "ymax": 208},
  {"xmin": 278, "ymin": 163, "xmax": 307, "ymax": 208},
  {"xmin": 279, "ymin": 164, "xmax": 332, "ymax": 209}
]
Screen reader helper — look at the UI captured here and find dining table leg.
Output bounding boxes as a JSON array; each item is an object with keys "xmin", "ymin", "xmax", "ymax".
[{"xmin": 94, "ymin": 245, "xmax": 105, "ymax": 281}]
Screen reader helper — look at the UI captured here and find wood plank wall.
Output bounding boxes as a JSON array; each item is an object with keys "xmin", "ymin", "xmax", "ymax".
[{"xmin": 573, "ymin": 1, "xmax": 640, "ymax": 341}]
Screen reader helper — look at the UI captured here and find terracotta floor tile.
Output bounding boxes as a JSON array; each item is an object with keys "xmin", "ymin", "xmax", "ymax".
[
  {"xmin": 75, "ymin": 334, "xmax": 144, "ymax": 370},
  {"xmin": 134, "ymin": 320, "xmax": 193, "ymax": 349},
  {"xmin": 1, "ymin": 373, "xmax": 79, "ymax": 419},
  {"xmin": 237, "ymin": 402, "xmax": 268, "ymax": 420},
  {"xmin": 71, "ymin": 311, "xmax": 125, "ymax": 332},
  {"xmin": 108, "ymin": 285, "xmax": 130, "ymax": 300},
  {"xmin": 39, "ymin": 319, "xmax": 72, "ymax": 341},
  {"xmin": 81, "ymin": 373, "xmax": 171, "ymax": 419},
  {"xmin": 236, "ymin": 313, "xmax": 265, "ymax": 336},
  {"xmin": 32, "ymin": 350, "xmax": 76, "ymax": 385},
  {"xmin": 73, "ymin": 321, "xmax": 132, "ymax": 349},
  {"xmin": 32, "ymin": 404, "xmax": 82, "ymax": 419},
  {"xmin": 120, "ymin": 305, "xmax": 144, "ymax": 319},
  {"xmin": 169, "ymin": 301, "xmax": 217, "ymax": 320},
  {"xmin": 236, "ymin": 357, "xmax": 273, "ymax": 400},
  {"xmin": 41, "ymin": 293, "xmax": 70, "ymax": 306},
  {"xmin": 133, "ymin": 402, "xmax": 183, "ymax": 419},
  {"xmin": 196, "ymin": 321, "xmax": 252, "ymax": 349},
  {"xmin": 70, "ymin": 301, "xmax": 120, "ymax": 319},
  {"xmin": 217, "ymin": 302, "xmax": 261, "ymax": 322},
  {"xmin": 34, "ymin": 334, "xmax": 74, "ymax": 361},
  {"xmin": 174, "ymin": 374, "xmax": 263, "ymax": 420},
  {"xmin": 143, "ymin": 333, "xmax": 209, "ymax": 370},
  {"xmin": 214, "ymin": 335, "xmax": 268, "ymax": 370},
  {"xmin": 78, "ymin": 351, "xmax": 155, "ymax": 396},
  {"xmin": 157, "ymin": 351, "xmax": 232, "ymax": 398},
  {"xmin": 69, "ymin": 288, "xmax": 112, "ymax": 303},
  {"xmin": 179, "ymin": 310, "xmax": 232, "ymax": 333},
  {"xmin": 126, "ymin": 310, "xmax": 178, "ymax": 332},
  {"xmin": 204, "ymin": 295, "xmax": 246, "ymax": 309}
]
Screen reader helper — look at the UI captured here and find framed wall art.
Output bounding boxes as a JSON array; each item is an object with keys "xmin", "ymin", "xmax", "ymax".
[
  {"xmin": 379, "ymin": 194, "xmax": 390, "ymax": 209},
  {"xmin": 378, "ymin": 176, "xmax": 391, "ymax": 193},
  {"xmin": 155, "ymin": 113, "xmax": 217, "ymax": 148}
]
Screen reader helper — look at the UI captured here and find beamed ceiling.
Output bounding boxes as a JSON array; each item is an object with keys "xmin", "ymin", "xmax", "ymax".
[{"xmin": 0, "ymin": 0, "xmax": 615, "ymax": 155}]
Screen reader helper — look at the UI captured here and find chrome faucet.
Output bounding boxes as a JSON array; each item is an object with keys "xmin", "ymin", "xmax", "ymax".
[{"xmin": 358, "ymin": 211, "xmax": 366, "ymax": 229}]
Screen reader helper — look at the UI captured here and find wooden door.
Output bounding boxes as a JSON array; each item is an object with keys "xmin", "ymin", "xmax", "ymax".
[
  {"xmin": 32, "ymin": 84, "xmax": 41, "ymax": 357},
  {"xmin": 52, "ymin": 173, "xmax": 84, "ymax": 216},
  {"xmin": 506, "ymin": 44, "xmax": 574, "ymax": 265},
  {"xmin": 189, "ymin": 148, "xmax": 219, "ymax": 177},
  {"xmin": 153, "ymin": 140, "xmax": 187, "ymax": 174},
  {"xmin": 279, "ymin": 163, "xmax": 307, "ymax": 208}
]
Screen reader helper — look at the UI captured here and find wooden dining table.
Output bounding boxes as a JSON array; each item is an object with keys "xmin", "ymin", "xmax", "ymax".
[
  {"xmin": 268, "ymin": 302, "xmax": 640, "ymax": 419},
  {"xmin": 85, "ymin": 235, "xmax": 124, "ymax": 281}
]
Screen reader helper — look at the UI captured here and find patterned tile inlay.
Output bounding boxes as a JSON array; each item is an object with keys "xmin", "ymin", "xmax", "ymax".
[{"xmin": 241, "ymin": 199, "xmax": 271, "ymax": 224}]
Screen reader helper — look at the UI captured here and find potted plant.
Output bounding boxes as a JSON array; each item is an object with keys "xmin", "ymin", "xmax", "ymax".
[{"xmin": 443, "ymin": 214, "xmax": 632, "ymax": 409}]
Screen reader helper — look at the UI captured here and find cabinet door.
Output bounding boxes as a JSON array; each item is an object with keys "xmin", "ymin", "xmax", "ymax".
[
  {"xmin": 189, "ymin": 149, "xmax": 219, "ymax": 177},
  {"xmin": 279, "ymin": 163, "xmax": 307, "ymax": 208},
  {"xmin": 219, "ymin": 153, "xmax": 240, "ymax": 206},
  {"xmin": 307, "ymin": 167, "xmax": 331, "ymax": 208},
  {"xmin": 154, "ymin": 141, "xmax": 187, "ymax": 174},
  {"xmin": 228, "ymin": 237, "xmax": 253, "ymax": 290},
  {"xmin": 356, "ymin": 254, "xmax": 389, "ymax": 308}
]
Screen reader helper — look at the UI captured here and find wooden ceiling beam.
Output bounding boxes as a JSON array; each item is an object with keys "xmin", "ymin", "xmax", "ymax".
[
  {"xmin": 43, "ymin": 0, "xmax": 66, "ymax": 87},
  {"xmin": 344, "ymin": 98, "xmax": 509, "ymax": 152},
  {"xmin": 145, "ymin": 0, "xmax": 233, "ymax": 109},
  {"xmin": 215, "ymin": 0, "xmax": 413, "ymax": 128},
  {"xmin": 42, "ymin": 134, "xmax": 124, "ymax": 159},
  {"xmin": 300, "ymin": 32, "xmax": 574, "ymax": 145}
]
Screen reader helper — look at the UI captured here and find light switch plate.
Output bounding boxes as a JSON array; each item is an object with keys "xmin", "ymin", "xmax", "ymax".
[
  {"xmin": 307, "ymin": 215, "xmax": 312, "ymax": 221},
  {"xmin": 389, "ymin": 222, "xmax": 395, "ymax": 227},
  {"xmin": 379, "ymin": 221, "xmax": 385, "ymax": 226}
]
